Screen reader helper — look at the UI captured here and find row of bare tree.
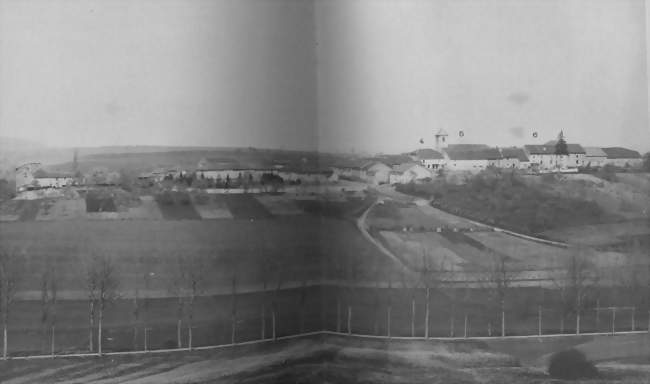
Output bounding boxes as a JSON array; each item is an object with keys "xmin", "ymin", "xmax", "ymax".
[{"xmin": 0, "ymin": 240, "xmax": 646, "ymax": 356}]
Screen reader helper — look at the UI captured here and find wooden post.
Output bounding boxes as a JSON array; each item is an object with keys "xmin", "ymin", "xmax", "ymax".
[
  {"xmin": 50, "ymin": 325, "xmax": 55, "ymax": 357},
  {"xmin": 261, "ymin": 304, "xmax": 266, "ymax": 340},
  {"xmin": 595, "ymin": 299, "xmax": 600, "ymax": 331},
  {"xmin": 464, "ymin": 313, "xmax": 468, "ymax": 338},
  {"xmin": 576, "ymin": 310, "xmax": 580, "ymax": 335},
  {"xmin": 144, "ymin": 327, "xmax": 151, "ymax": 352},
  {"xmin": 177, "ymin": 319, "xmax": 182, "ymax": 349},
  {"xmin": 501, "ymin": 310, "xmax": 505, "ymax": 337},
  {"xmin": 347, "ymin": 305, "xmax": 352, "ymax": 335},
  {"xmin": 188, "ymin": 325, "xmax": 193, "ymax": 350},
  {"xmin": 538, "ymin": 305, "xmax": 542, "ymax": 336},
  {"xmin": 336, "ymin": 300, "xmax": 341, "ymax": 333},
  {"xmin": 611, "ymin": 308, "xmax": 616, "ymax": 335},
  {"xmin": 387, "ymin": 306, "xmax": 391, "ymax": 338},
  {"xmin": 424, "ymin": 288, "xmax": 430, "ymax": 339},
  {"xmin": 631, "ymin": 307, "xmax": 635, "ymax": 331},
  {"xmin": 272, "ymin": 309, "xmax": 277, "ymax": 341},
  {"xmin": 411, "ymin": 297, "xmax": 415, "ymax": 337}
]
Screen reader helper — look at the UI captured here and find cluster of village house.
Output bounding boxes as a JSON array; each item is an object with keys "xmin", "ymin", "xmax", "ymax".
[
  {"xmin": 333, "ymin": 129, "xmax": 644, "ymax": 185},
  {"xmin": 13, "ymin": 129, "xmax": 644, "ymax": 192}
]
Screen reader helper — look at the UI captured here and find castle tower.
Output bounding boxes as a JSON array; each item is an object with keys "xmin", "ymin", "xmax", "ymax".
[{"xmin": 435, "ymin": 128, "xmax": 449, "ymax": 151}]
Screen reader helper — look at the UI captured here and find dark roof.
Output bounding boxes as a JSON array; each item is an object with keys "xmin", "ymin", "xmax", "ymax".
[
  {"xmin": 584, "ymin": 147, "xmax": 607, "ymax": 157},
  {"xmin": 331, "ymin": 158, "xmax": 367, "ymax": 170},
  {"xmin": 33, "ymin": 169, "xmax": 74, "ymax": 179},
  {"xmin": 447, "ymin": 144, "xmax": 489, "ymax": 151},
  {"xmin": 391, "ymin": 163, "xmax": 424, "ymax": 174},
  {"xmin": 499, "ymin": 147, "xmax": 529, "ymax": 162},
  {"xmin": 524, "ymin": 144, "xmax": 585, "ymax": 154},
  {"xmin": 601, "ymin": 147, "xmax": 641, "ymax": 159},
  {"xmin": 446, "ymin": 148, "xmax": 501, "ymax": 161},
  {"xmin": 415, "ymin": 148, "xmax": 444, "ymax": 160},
  {"xmin": 373, "ymin": 154, "xmax": 413, "ymax": 166}
]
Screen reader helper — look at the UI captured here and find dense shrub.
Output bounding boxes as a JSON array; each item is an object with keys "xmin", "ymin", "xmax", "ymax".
[
  {"xmin": 548, "ymin": 349, "xmax": 598, "ymax": 380},
  {"xmin": 595, "ymin": 164, "xmax": 619, "ymax": 182},
  {"xmin": 396, "ymin": 168, "xmax": 605, "ymax": 235}
]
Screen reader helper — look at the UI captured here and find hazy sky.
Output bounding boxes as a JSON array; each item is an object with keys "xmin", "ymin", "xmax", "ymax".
[
  {"xmin": 1, "ymin": 0, "xmax": 649, "ymax": 154},
  {"xmin": 0, "ymin": 0, "xmax": 318, "ymax": 150}
]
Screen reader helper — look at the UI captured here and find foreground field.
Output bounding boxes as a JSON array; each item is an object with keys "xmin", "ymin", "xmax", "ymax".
[{"xmin": 1, "ymin": 334, "xmax": 649, "ymax": 384}]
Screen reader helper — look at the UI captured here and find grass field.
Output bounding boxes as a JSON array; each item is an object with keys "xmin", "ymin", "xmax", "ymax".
[
  {"xmin": 0, "ymin": 216, "xmax": 397, "ymax": 294},
  {"xmin": 1, "ymin": 333, "xmax": 648, "ymax": 383}
]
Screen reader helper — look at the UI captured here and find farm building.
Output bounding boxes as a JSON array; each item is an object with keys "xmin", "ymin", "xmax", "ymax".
[
  {"xmin": 583, "ymin": 147, "xmax": 608, "ymax": 168},
  {"xmin": 389, "ymin": 163, "xmax": 432, "ymax": 184},
  {"xmin": 15, "ymin": 163, "xmax": 74, "ymax": 192},
  {"xmin": 277, "ymin": 169, "xmax": 333, "ymax": 184},
  {"xmin": 331, "ymin": 158, "xmax": 367, "ymax": 180},
  {"xmin": 524, "ymin": 143, "xmax": 585, "ymax": 171},
  {"xmin": 497, "ymin": 147, "xmax": 529, "ymax": 169},
  {"xmin": 601, "ymin": 147, "xmax": 643, "ymax": 167},
  {"xmin": 196, "ymin": 158, "xmax": 274, "ymax": 183},
  {"xmin": 444, "ymin": 147, "xmax": 501, "ymax": 171},
  {"xmin": 414, "ymin": 148, "xmax": 445, "ymax": 170},
  {"xmin": 361, "ymin": 161, "xmax": 392, "ymax": 185}
]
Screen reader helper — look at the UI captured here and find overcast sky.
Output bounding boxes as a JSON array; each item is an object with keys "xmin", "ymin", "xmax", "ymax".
[{"xmin": 1, "ymin": 0, "xmax": 649, "ymax": 154}]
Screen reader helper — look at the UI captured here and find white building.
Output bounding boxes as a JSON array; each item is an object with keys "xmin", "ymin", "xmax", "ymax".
[
  {"xmin": 361, "ymin": 161, "xmax": 392, "ymax": 185},
  {"xmin": 444, "ymin": 147, "xmax": 501, "ymax": 171},
  {"xmin": 389, "ymin": 163, "xmax": 432, "ymax": 184},
  {"xmin": 15, "ymin": 163, "xmax": 74, "ymax": 192},
  {"xmin": 414, "ymin": 148, "xmax": 446, "ymax": 170},
  {"xmin": 583, "ymin": 147, "xmax": 608, "ymax": 168},
  {"xmin": 523, "ymin": 144, "xmax": 585, "ymax": 171}
]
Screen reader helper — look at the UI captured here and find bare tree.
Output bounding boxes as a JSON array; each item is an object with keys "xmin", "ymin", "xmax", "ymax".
[
  {"xmin": 553, "ymin": 247, "xmax": 599, "ymax": 334},
  {"xmin": 484, "ymin": 252, "xmax": 515, "ymax": 337},
  {"xmin": 83, "ymin": 251, "xmax": 119, "ymax": 355},
  {"xmin": 270, "ymin": 258, "xmax": 285, "ymax": 341},
  {"xmin": 417, "ymin": 249, "xmax": 445, "ymax": 339},
  {"xmin": 296, "ymin": 253, "xmax": 310, "ymax": 334},
  {"xmin": 399, "ymin": 265, "xmax": 418, "ymax": 337},
  {"xmin": 170, "ymin": 254, "xmax": 204, "ymax": 350},
  {"xmin": 230, "ymin": 268, "xmax": 238, "ymax": 344},
  {"xmin": 0, "ymin": 247, "xmax": 24, "ymax": 358},
  {"xmin": 40, "ymin": 260, "xmax": 57, "ymax": 355}
]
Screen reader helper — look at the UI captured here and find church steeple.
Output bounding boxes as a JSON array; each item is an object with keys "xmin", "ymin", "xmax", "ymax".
[{"xmin": 435, "ymin": 128, "xmax": 449, "ymax": 151}]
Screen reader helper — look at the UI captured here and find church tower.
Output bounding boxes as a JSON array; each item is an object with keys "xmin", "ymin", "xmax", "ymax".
[{"xmin": 435, "ymin": 128, "xmax": 449, "ymax": 151}]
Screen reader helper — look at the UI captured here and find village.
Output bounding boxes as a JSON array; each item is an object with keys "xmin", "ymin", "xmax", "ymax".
[{"xmin": 10, "ymin": 130, "xmax": 645, "ymax": 196}]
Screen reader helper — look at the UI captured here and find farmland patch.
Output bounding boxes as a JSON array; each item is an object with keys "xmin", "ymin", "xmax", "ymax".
[
  {"xmin": 35, "ymin": 198, "xmax": 86, "ymax": 221},
  {"xmin": 154, "ymin": 191, "xmax": 201, "ymax": 220},
  {"xmin": 192, "ymin": 194, "xmax": 234, "ymax": 219},
  {"xmin": 216, "ymin": 194, "xmax": 271, "ymax": 219},
  {"xmin": 255, "ymin": 194, "xmax": 303, "ymax": 215},
  {"xmin": 85, "ymin": 192, "xmax": 116, "ymax": 213}
]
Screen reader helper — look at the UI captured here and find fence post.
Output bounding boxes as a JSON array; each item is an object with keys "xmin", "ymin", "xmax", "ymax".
[
  {"xmin": 347, "ymin": 305, "xmax": 352, "ymax": 335},
  {"xmin": 538, "ymin": 305, "xmax": 542, "ymax": 336},
  {"xmin": 144, "ymin": 327, "xmax": 151, "ymax": 352},
  {"xmin": 595, "ymin": 299, "xmax": 600, "ymax": 331},
  {"xmin": 464, "ymin": 314, "xmax": 468, "ymax": 338},
  {"xmin": 387, "ymin": 306, "xmax": 391, "ymax": 338},
  {"xmin": 424, "ymin": 288, "xmax": 430, "ymax": 339},
  {"xmin": 631, "ymin": 307, "xmax": 635, "ymax": 331},
  {"xmin": 576, "ymin": 310, "xmax": 580, "ymax": 335},
  {"xmin": 611, "ymin": 308, "xmax": 616, "ymax": 335},
  {"xmin": 501, "ymin": 310, "xmax": 505, "ymax": 337}
]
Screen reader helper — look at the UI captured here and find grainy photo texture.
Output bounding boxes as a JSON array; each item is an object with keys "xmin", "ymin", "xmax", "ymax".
[{"xmin": 0, "ymin": 0, "xmax": 649, "ymax": 383}]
